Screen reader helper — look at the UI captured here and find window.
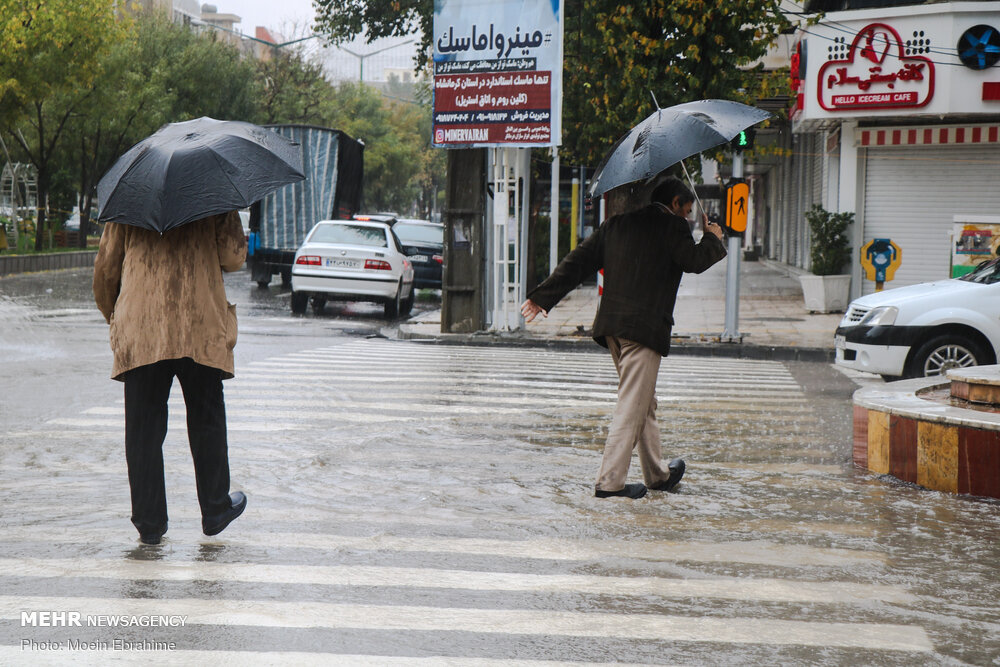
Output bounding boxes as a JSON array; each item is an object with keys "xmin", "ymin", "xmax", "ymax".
[
  {"xmin": 310, "ymin": 224, "xmax": 387, "ymax": 247},
  {"xmin": 393, "ymin": 223, "xmax": 443, "ymax": 246},
  {"xmin": 958, "ymin": 257, "xmax": 1000, "ymax": 285}
]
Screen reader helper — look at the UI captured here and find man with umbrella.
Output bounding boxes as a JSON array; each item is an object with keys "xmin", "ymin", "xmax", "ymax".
[
  {"xmin": 92, "ymin": 118, "xmax": 304, "ymax": 543},
  {"xmin": 521, "ymin": 176, "xmax": 726, "ymax": 499}
]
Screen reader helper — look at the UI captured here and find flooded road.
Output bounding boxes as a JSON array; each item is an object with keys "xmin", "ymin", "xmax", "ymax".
[{"xmin": 1, "ymin": 267, "xmax": 999, "ymax": 665}]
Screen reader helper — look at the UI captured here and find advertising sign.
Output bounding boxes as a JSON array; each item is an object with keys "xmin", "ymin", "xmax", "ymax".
[
  {"xmin": 432, "ymin": 0, "xmax": 563, "ymax": 148},
  {"xmin": 817, "ymin": 23, "xmax": 934, "ymax": 112},
  {"xmin": 952, "ymin": 222, "xmax": 1000, "ymax": 277}
]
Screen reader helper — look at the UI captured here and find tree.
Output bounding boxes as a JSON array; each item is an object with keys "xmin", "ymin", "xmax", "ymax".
[
  {"xmin": 256, "ymin": 48, "xmax": 334, "ymax": 125},
  {"xmin": 562, "ymin": 0, "xmax": 791, "ymax": 166},
  {"xmin": 321, "ymin": 81, "xmax": 427, "ymax": 214},
  {"xmin": 0, "ymin": 0, "xmax": 127, "ymax": 249}
]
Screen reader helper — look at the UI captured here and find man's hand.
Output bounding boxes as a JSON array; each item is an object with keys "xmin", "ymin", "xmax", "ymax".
[
  {"xmin": 705, "ymin": 220, "xmax": 724, "ymax": 240},
  {"xmin": 520, "ymin": 298, "xmax": 548, "ymax": 323}
]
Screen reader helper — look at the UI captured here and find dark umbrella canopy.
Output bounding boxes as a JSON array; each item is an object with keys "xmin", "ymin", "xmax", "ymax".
[
  {"xmin": 97, "ymin": 117, "xmax": 305, "ymax": 234},
  {"xmin": 588, "ymin": 100, "xmax": 772, "ymax": 198}
]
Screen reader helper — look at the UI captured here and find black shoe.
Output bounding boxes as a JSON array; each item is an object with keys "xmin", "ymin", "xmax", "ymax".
[
  {"xmin": 203, "ymin": 491, "xmax": 247, "ymax": 536},
  {"xmin": 139, "ymin": 532, "xmax": 163, "ymax": 545},
  {"xmin": 650, "ymin": 458, "xmax": 685, "ymax": 492},
  {"xmin": 595, "ymin": 483, "xmax": 648, "ymax": 499}
]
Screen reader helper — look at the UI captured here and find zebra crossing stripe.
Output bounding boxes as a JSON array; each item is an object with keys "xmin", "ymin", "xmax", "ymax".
[
  {"xmin": 0, "ymin": 557, "xmax": 915, "ymax": 604},
  {"xmin": 0, "ymin": 528, "xmax": 885, "ymax": 567},
  {"xmin": 0, "ymin": 596, "xmax": 932, "ymax": 651},
  {"xmin": 44, "ymin": 418, "xmax": 309, "ymax": 432},
  {"xmin": 0, "ymin": 648, "xmax": 654, "ymax": 667}
]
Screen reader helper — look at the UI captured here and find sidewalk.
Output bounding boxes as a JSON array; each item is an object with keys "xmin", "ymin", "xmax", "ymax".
[{"xmin": 399, "ymin": 257, "xmax": 844, "ymax": 361}]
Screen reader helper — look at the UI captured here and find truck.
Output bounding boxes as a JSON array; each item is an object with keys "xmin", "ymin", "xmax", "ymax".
[{"xmin": 248, "ymin": 125, "xmax": 364, "ymax": 288}]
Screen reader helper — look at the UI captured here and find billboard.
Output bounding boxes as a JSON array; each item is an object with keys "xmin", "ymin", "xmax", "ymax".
[{"xmin": 432, "ymin": 0, "xmax": 563, "ymax": 148}]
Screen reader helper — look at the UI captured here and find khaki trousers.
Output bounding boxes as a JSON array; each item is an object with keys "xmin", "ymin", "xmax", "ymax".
[{"xmin": 595, "ymin": 336, "xmax": 671, "ymax": 492}]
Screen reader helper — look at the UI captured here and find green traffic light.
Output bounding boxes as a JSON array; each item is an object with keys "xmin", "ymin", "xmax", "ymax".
[{"xmin": 737, "ymin": 131, "xmax": 748, "ymax": 147}]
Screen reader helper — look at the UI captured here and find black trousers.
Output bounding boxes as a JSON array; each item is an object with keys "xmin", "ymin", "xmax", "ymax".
[{"xmin": 123, "ymin": 358, "xmax": 231, "ymax": 535}]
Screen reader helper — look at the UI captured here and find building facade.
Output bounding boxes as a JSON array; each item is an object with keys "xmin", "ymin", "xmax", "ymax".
[{"xmin": 763, "ymin": 1, "xmax": 1000, "ymax": 298}]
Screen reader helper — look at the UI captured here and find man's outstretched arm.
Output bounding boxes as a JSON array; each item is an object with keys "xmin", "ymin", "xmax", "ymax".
[{"xmin": 522, "ymin": 227, "xmax": 604, "ymax": 318}]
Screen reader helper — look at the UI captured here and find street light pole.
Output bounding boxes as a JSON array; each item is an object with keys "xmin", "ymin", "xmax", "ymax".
[{"xmin": 336, "ymin": 39, "xmax": 416, "ymax": 83}]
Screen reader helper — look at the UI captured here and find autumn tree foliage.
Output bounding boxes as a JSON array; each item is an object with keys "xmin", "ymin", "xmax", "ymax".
[
  {"xmin": 561, "ymin": 0, "xmax": 792, "ymax": 165},
  {"xmin": 0, "ymin": 0, "xmax": 127, "ymax": 249}
]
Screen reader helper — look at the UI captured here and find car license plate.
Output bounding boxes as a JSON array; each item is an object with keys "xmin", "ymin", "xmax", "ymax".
[
  {"xmin": 835, "ymin": 334, "xmax": 846, "ymax": 350},
  {"xmin": 410, "ymin": 254, "xmax": 428, "ymax": 263},
  {"xmin": 325, "ymin": 258, "xmax": 358, "ymax": 268}
]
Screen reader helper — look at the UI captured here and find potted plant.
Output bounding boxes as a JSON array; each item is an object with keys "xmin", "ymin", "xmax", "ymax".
[{"xmin": 799, "ymin": 204, "xmax": 853, "ymax": 313}]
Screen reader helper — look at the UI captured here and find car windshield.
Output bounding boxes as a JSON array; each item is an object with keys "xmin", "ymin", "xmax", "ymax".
[
  {"xmin": 393, "ymin": 223, "xmax": 442, "ymax": 246},
  {"xmin": 958, "ymin": 257, "xmax": 1000, "ymax": 284},
  {"xmin": 310, "ymin": 223, "xmax": 387, "ymax": 247}
]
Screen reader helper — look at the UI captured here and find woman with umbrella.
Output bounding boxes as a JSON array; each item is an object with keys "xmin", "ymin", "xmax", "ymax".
[{"xmin": 92, "ymin": 118, "xmax": 304, "ymax": 544}]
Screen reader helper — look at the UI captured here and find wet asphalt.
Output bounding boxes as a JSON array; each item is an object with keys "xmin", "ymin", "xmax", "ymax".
[{"xmin": 0, "ymin": 267, "xmax": 999, "ymax": 665}]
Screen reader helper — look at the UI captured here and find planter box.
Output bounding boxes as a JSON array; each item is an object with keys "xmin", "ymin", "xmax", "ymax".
[{"xmin": 799, "ymin": 274, "xmax": 851, "ymax": 313}]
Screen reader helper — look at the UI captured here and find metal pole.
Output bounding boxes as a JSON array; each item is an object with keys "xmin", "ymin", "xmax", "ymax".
[
  {"xmin": 723, "ymin": 151, "xmax": 744, "ymax": 342},
  {"xmin": 569, "ymin": 177, "xmax": 579, "ymax": 251},
  {"xmin": 549, "ymin": 147, "xmax": 559, "ymax": 273}
]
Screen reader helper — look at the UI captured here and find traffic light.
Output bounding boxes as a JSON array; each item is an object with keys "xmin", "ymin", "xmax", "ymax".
[
  {"xmin": 730, "ymin": 128, "xmax": 756, "ymax": 152},
  {"xmin": 725, "ymin": 180, "xmax": 749, "ymax": 234}
]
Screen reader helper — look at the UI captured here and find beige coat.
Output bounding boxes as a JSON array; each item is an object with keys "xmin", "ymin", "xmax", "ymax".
[{"xmin": 93, "ymin": 212, "xmax": 247, "ymax": 381}]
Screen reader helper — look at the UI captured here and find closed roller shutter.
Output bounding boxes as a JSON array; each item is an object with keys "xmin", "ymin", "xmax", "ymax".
[{"xmin": 862, "ymin": 145, "xmax": 1000, "ymax": 295}]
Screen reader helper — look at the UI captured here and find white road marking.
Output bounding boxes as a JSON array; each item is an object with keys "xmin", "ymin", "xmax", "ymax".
[
  {"xmin": 0, "ymin": 557, "xmax": 914, "ymax": 604},
  {"xmin": 2, "ymin": 596, "xmax": 932, "ymax": 651}
]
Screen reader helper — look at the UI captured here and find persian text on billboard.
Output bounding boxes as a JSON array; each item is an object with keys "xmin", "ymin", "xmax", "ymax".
[{"xmin": 432, "ymin": 1, "xmax": 563, "ymax": 148}]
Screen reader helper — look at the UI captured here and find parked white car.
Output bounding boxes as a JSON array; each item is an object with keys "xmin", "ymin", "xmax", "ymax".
[
  {"xmin": 835, "ymin": 257, "xmax": 1000, "ymax": 380},
  {"xmin": 290, "ymin": 219, "xmax": 415, "ymax": 319}
]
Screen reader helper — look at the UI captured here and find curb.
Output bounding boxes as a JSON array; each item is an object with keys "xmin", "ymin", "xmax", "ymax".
[
  {"xmin": 0, "ymin": 251, "xmax": 97, "ymax": 277},
  {"xmin": 395, "ymin": 327, "xmax": 835, "ymax": 363}
]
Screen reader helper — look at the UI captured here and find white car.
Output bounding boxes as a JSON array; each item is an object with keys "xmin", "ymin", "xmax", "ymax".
[
  {"xmin": 290, "ymin": 219, "xmax": 415, "ymax": 319},
  {"xmin": 835, "ymin": 257, "xmax": 1000, "ymax": 380}
]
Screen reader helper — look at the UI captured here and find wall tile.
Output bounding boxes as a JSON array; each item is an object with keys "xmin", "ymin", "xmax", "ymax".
[
  {"xmin": 917, "ymin": 421, "xmax": 958, "ymax": 493},
  {"xmin": 958, "ymin": 428, "xmax": 1000, "ymax": 498},
  {"xmin": 890, "ymin": 415, "xmax": 918, "ymax": 483},
  {"xmin": 867, "ymin": 410, "xmax": 890, "ymax": 475},
  {"xmin": 853, "ymin": 405, "xmax": 869, "ymax": 468}
]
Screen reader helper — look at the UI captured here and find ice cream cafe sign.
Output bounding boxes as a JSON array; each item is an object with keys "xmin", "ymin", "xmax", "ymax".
[{"xmin": 818, "ymin": 23, "xmax": 934, "ymax": 111}]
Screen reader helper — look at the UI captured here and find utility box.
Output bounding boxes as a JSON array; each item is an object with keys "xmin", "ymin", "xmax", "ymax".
[{"xmin": 441, "ymin": 149, "xmax": 487, "ymax": 333}]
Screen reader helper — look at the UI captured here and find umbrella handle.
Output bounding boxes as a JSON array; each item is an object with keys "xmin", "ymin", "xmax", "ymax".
[{"xmin": 679, "ymin": 160, "xmax": 706, "ymax": 223}]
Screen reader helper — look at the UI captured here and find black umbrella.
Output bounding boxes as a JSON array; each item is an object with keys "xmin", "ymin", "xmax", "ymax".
[
  {"xmin": 97, "ymin": 117, "xmax": 305, "ymax": 234},
  {"xmin": 588, "ymin": 99, "xmax": 772, "ymax": 198}
]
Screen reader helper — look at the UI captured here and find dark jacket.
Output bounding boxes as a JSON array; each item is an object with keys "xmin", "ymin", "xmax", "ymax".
[{"xmin": 527, "ymin": 204, "xmax": 727, "ymax": 356}]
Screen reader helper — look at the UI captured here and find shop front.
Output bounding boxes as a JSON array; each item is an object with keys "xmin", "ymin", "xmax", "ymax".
[{"xmin": 785, "ymin": 2, "xmax": 1000, "ymax": 298}]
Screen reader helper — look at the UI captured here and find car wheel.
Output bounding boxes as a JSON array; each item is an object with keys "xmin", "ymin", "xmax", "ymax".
[
  {"xmin": 291, "ymin": 291, "xmax": 308, "ymax": 314},
  {"xmin": 908, "ymin": 334, "xmax": 987, "ymax": 378},
  {"xmin": 400, "ymin": 286, "xmax": 414, "ymax": 317},
  {"xmin": 311, "ymin": 296, "xmax": 327, "ymax": 314},
  {"xmin": 384, "ymin": 281, "xmax": 402, "ymax": 319}
]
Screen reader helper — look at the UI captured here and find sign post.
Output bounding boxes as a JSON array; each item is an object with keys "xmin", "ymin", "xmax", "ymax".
[
  {"xmin": 432, "ymin": 0, "xmax": 564, "ymax": 332},
  {"xmin": 722, "ymin": 155, "xmax": 745, "ymax": 342}
]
